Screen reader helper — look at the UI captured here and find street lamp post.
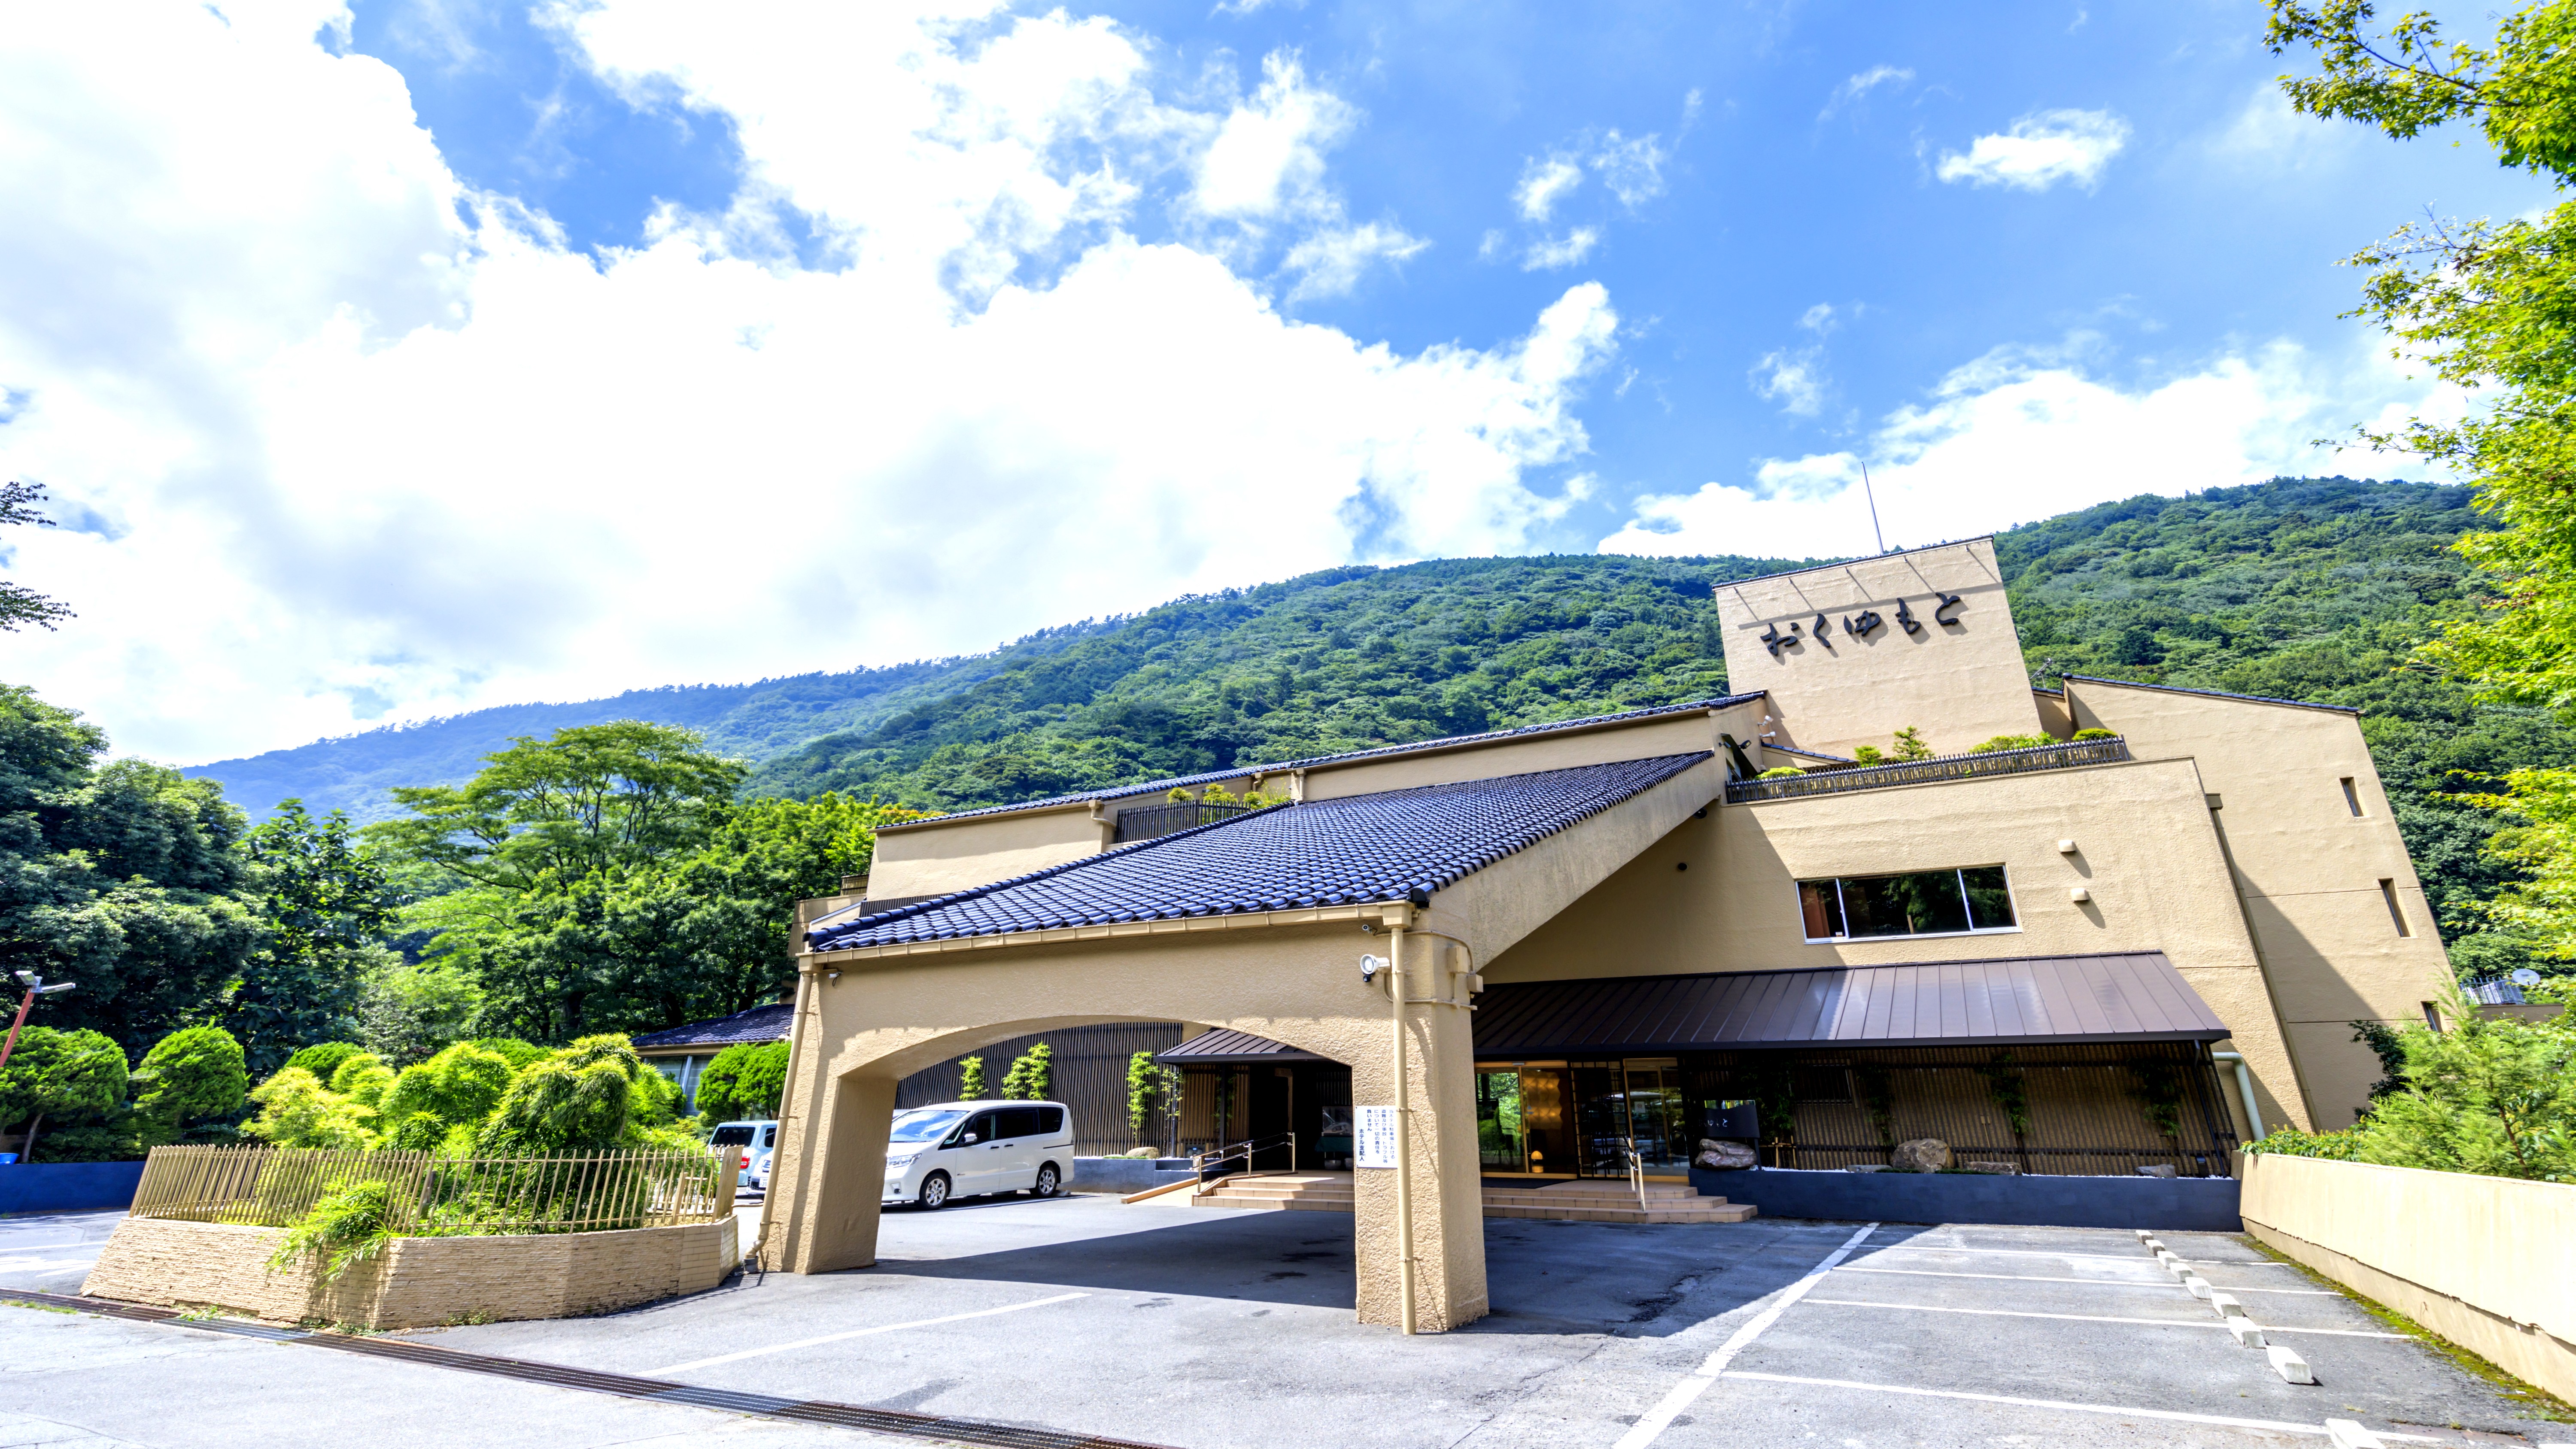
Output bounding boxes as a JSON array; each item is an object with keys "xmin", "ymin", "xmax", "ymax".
[{"xmin": 0, "ymin": 972, "xmax": 77, "ymax": 1076}]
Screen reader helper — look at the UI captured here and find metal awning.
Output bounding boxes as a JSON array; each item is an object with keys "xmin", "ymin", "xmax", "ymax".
[
  {"xmin": 1471, "ymin": 952, "xmax": 2229, "ymax": 1055},
  {"xmin": 1156, "ymin": 1028, "xmax": 1331, "ymax": 1066}
]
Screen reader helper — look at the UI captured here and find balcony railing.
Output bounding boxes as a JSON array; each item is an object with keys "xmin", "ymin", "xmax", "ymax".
[
  {"xmin": 1113, "ymin": 800, "xmax": 1257, "ymax": 843},
  {"xmin": 1725, "ymin": 736, "xmax": 2131, "ymax": 804}
]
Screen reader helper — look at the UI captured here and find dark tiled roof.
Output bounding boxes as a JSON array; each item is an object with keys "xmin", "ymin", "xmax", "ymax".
[
  {"xmin": 631, "ymin": 1002, "xmax": 792, "ymax": 1051},
  {"xmin": 879, "ymin": 695, "xmax": 1759, "ymax": 829},
  {"xmin": 1157, "ymin": 1029, "xmax": 1329, "ymax": 1065},
  {"xmin": 1472, "ymin": 952, "xmax": 2228, "ymax": 1053},
  {"xmin": 811, "ymin": 752, "xmax": 1716, "ymax": 952},
  {"xmin": 2063, "ymin": 674, "xmax": 2360, "ymax": 717}
]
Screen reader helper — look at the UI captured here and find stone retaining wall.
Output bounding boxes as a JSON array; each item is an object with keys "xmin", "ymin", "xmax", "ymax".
[{"xmin": 81, "ymin": 1213, "xmax": 739, "ymax": 1330}]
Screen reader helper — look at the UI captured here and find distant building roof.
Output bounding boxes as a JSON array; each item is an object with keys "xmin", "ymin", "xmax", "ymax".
[
  {"xmin": 1472, "ymin": 952, "xmax": 2230, "ymax": 1054},
  {"xmin": 810, "ymin": 752, "xmax": 1715, "ymax": 952},
  {"xmin": 878, "ymin": 695, "xmax": 1759, "ymax": 830},
  {"xmin": 631, "ymin": 1002, "xmax": 792, "ymax": 1052},
  {"xmin": 2063, "ymin": 674, "xmax": 2360, "ymax": 717},
  {"xmin": 1157, "ymin": 1029, "xmax": 1329, "ymax": 1065}
]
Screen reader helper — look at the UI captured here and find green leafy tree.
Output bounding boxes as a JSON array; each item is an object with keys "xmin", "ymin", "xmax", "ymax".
[
  {"xmin": 230, "ymin": 801, "xmax": 395, "ymax": 1075},
  {"xmin": 240, "ymin": 1066, "xmax": 376, "ymax": 1148},
  {"xmin": 693, "ymin": 1041, "xmax": 789, "ymax": 1121},
  {"xmin": 956, "ymin": 1055, "xmax": 986, "ymax": 1100},
  {"xmin": 0, "ymin": 482, "xmax": 73, "ymax": 632},
  {"xmin": 0, "ymin": 1027, "xmax": 128, "ymax": 1160},
  {"xmin": 283, "ymin": 1042, "xmax": 365, "ymax": 1081},
  {"xmin": 377, "ymin": 1042, "xmax": 513, "ymax": 1132},
  {"xmin": 0, "ymin": 686, "xmax": 262, "ymax": 1050},
  {"xmin": 473, "ymin": 1035, "xmax": 644, "ymax": 1154},
  {"xmin": 1001, "ymin": 1042, "xmax": 1052, "ymax": 1101},
  {"xmin": 2358, "ymin": 991, "xmax": 2575, "ymax": 1179},
  {"xmin": 354, "ymin": 958, "xmax": 480, "ymax": 1066}
]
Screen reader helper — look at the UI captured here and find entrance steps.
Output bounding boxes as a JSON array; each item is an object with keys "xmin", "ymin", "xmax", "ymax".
[{"xmin": 1185, "ymin": 1173, "xmax": 1756, "ymax": 1223}]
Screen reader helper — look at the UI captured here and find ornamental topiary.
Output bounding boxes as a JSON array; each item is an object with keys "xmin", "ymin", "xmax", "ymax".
[
  {"xmin": 694, "ymin": 1042, "xmax": 788, "ymax": 1121},
  {"xmin": 378, "ymin": 1042, "xmax": 513, "ymax": 1130},
  {"xmin": 133, "ymin": 1026, "xmax": 250, "ymax": 1128}
]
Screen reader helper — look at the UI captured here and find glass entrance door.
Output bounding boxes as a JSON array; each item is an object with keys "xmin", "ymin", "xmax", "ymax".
[
  {"xmin": 1475, "ymin": 1070, "xmax": 1523, "ymax": 1172},
  {"xmin": 1623, "ymin": 1060, "xmax": 1687, "ymax": 1173},
  {"xmin": 1476, "ymin": 1065, "xmax": 1572, "ymax": 1174}
]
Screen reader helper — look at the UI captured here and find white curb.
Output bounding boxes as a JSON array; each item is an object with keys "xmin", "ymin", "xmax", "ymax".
[
  {"xmin": 2324, "ymin": 1419, "xmax": 2385, "ymax": 1448},
  {"xmin": 2226, "ymin": 1318, "xmax": 2266, "ymax": 1348},
  {"xmin": 2185, "ymin": 1276, "xmax": 2214, "ymax": 1300},
  {"xmin": 2209, "ymin": 1293, "xmax": 2246, "ymax": 1318},
  {"xmin": 2268, "ymin": 1344, "xmax": 2314, "ymax": 1384}
]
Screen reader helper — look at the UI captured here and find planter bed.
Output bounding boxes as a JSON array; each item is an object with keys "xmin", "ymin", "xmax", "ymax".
[
  {"xmin": 80, "ymin": 1212, "xmax": 740, "ymax": 1330},
  {"xmin": 1695, "ymin": 1164, "xmax": 2242, "ymax": 1231},
  {"xmin": 1071, "ymin": 1156, "xmax": 1197, "ymax": 1195}
]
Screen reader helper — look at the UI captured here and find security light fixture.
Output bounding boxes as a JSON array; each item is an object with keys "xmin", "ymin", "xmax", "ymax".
[{"xmin": 1360, "ymin": 954, "xmax": 1388, "ymax": 986}]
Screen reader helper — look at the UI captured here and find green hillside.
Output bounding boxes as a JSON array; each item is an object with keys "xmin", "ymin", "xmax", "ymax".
[{"xmin": 189, "ymin": 476, "xmax": 2570, "ymax": 966}]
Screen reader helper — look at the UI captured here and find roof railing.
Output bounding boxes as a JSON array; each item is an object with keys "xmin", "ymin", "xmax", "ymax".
[
  {"xmin": 1725, "ymin": 736, "xmax": 2131, "ymax": 804},
  {"xmin": 1113, "ymin": 800, "xmax": 1256, "ymax": 844}
]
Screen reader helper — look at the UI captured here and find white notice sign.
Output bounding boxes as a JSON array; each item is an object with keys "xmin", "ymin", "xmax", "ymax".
[{"xmin": 1355, "ymin": 1105, "xmax": 1398, "ymax": 1169}]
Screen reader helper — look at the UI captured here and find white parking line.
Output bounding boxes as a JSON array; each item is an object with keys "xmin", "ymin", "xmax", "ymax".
[
  {"xmin": 1719, "ymin": 1371, "xmax": 2447, "ymax": 1442},
  {"xmin": 1609, "ymin": 1222, "xmax": 1879, "ymax": 1449},
  {"xmin": 1864, "ymin": 1245, "xmax": 2295, "ymax": 1267},
  {"xmin": 1801, "ymin": 1298, "xmax": 2409, "ymax": 1338},
  {"xmin": 1835, "ymin": 1266, "xmax": 2340, "ymax": 1294},
  {"xmin": 644, "ymin": 1292, "xmax": 1090, "ymax": 1375}
]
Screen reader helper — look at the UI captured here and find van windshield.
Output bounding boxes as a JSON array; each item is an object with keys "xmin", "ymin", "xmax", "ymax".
[
  {"xmin": 710, "ymin": 1125, "xmax": 756, "ymax": 1147},
  {"xmin": 889, "ymin": 1109, "xmax": 968, "ymax": 1144}
]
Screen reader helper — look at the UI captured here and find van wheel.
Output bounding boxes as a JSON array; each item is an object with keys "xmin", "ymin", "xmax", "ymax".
[
  {"xmin": 1032, "ymin": 1163, "xmax": 1060, "ymax": 1198},
  {"xmin": 919, "ymin": 1172, "xmax": 951, "ymax": 1210}
]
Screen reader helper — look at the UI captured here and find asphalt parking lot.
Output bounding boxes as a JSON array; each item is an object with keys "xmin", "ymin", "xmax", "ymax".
[{"xmin": 0, "ymin": 1193, "xmax": 2567, "ymax": 1449}]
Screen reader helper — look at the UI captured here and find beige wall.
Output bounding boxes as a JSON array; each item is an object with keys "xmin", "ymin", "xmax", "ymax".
[
  {"xmin": 2242, "ymin": 1153, "xmax": 2576, "ymax": 1403},
  {"xmin": 2067, "ymin": 679, "xmax": 2454, "ymax": 1129},
  {"xmin": 871, "ymin": 806, "xmax": 1114, "ymax": 899},
  {"xmin": 1717, "ymin": 539, "xmax": 2043, "ymax": 758},
  {"xmin": 1485, "ymin": 755, "xmax": 2312, "ymax": 1133},
  {"xmin": 83, "ymin": 1214, "xmax": 739, "ymax": 1330}
]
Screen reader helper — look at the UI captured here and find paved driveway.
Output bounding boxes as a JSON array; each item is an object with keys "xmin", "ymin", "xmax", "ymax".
[{"xmin": 1, "ymin": 1194, "xmax": 2567, "ymax": 1448}]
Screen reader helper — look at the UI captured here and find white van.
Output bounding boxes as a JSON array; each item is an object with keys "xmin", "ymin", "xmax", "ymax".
[
  {"xmin": 882, "ymin": 1101, "xmax": 1074, "ymax": 1209},
  {"xmin": 710, "ymin": 1120, "xmax": 778, "ymax": 1190}
]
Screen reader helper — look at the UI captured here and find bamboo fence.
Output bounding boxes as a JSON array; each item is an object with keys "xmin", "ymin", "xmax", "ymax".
[{"xmin": 129, "ymin": 1145, "xmax": 737, "ymax": 1235}]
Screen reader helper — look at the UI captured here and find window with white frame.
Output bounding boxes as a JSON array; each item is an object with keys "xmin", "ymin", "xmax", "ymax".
[{"xmin": 1798, "ymin": 866, "xmax": 2020, "ymax": 942}]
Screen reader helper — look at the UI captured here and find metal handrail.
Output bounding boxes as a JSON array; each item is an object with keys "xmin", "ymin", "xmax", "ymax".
[
  {"xmin": 1113, "ymin": 801, "xmax": 1256, "ymax": 844},
  {"xmin": 1725, "ymin": 736, "xmax": 2129, "ymax": 804},
  {"xmin": 1627, "ymin": 1139, "xmax": 1646, "ymax": 1212},
  {"xmin": 1190, "ymin": 1132, "xmax": 1298, "ymax": 1195}
]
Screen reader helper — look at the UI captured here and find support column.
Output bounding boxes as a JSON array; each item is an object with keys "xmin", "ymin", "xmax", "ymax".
[
  {"xmin": 761, "ymin": 954, "xmax": 896, "ymax": 1275},
  {"xmin": 1350, "ymin": 930, "xmax": 1488, "ymax": 1331}
]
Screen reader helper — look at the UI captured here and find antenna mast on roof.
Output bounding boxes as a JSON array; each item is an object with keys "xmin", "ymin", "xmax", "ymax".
[{"xmin": 1859, "ymin": 462, "xmax": 1888, "ymax": 553}]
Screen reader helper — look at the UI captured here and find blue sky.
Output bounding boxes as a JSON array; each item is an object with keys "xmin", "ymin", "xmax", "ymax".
[{"xmin": 0, "ymin": 1, "xmax": 2548, "ymax": 762}]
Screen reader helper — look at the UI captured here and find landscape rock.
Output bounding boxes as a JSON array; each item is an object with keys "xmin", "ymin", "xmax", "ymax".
[
  {"xmin": 2133, "ymin": 1163, "xmax": 2178, "ymax": 1178},
  {"xmin": 1694, "ymin": 1139, "xmax": 1758, "ymax": 1170},
  {"xmin": 1890, "ymin": 1138, "xmax": 1951, "ymax": 1173},
  {"xmin": 1965, "ymin": 1161, "xmax": 2020, "ymax": 1175}
]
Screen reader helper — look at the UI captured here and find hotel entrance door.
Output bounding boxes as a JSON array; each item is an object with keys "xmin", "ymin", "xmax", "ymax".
[{"xmin": 1475, "ymin": 1065, "xmax": 1569, "ymax": 1176}]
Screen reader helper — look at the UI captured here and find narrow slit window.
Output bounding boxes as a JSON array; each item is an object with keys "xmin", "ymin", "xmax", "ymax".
[
  {"xmin": 2422, "ymin": 1001, "xmax": 2444, "ymax": 1033},
  {"xmin": 2379, "ymin": 879, "xmax": 2411, "ymax": 937},
  {"xmin": 2341, "ymin": 777, "xmax": 2363, "ymax": 816}
]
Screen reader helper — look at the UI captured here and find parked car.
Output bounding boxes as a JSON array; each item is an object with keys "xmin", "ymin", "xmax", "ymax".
[
  {"xmin": 882, "ymin": 1101, "xmax": 1073, "ymax": 1209},
  {"xmin": 710, "ymin": 1119, "xmax": 778, "ymax": 1190}
]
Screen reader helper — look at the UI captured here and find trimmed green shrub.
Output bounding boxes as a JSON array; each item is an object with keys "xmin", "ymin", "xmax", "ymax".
[
  {"xmin": 695, "ymin": 1042, "xmax": 788, "ymax": 1121},
  {"xmin": 475, "ymin": 1056, "xmax": 632, "ymax": 1154},
  {"xmin": 1967, "ymin": 733, "xmax": 2053, "ymax": 754},
  {"xmin": 133, "ymin": 1026, "xmax": 249, "ymax": 1127},
  {"xmin": 0, "ymin": 1027, "xmax": 131, "ymax": 1160},
  {"xmin": 284, "ymin": 1042, "xmax": 365, "ymax": 1082},
  {"xmin": 241, "ymin": 1067, "xmax": 375, "ymax": 1148},
  {"xmin": 378, "ymin": 1042, "xmax": 513, "ymax": 1129},
  {"xmin": 2071, "ymin": 727, "xmax": 2118, "ymax": 741},
  {"xmin": 956, "ymin": 1055, "xmax": 986, "ymax": 1101},
  {"xmin": 468, "ymin": 1037, "xmax": 552, "ymax": 1072},
  {"xmin": 269, "ymin": 1179, "xmax": 395, "ymax": 1281}
]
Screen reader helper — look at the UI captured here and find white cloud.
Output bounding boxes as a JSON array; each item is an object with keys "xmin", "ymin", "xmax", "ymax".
[
  {"xmin": 1820, "ymin": 64, "xmax": 1912, "ymax": 121},
  {"xmin": 1592, "ymin": 130, "xmax": 1668, "ymax": 208},
  {"xmin": 1194, "ymin": 52, "xmax": 1353, "ymax": 219},
  {"xmin": 0, "ymin": 4, "xmax": 1618, "ymax": 763},
  {"xmin": 2211, "ymin": 84, "xmax": 2354, "ymax": 170},
  {"xmin": 1935, "ymin": 108, "xmax": 2130, "ymax": 191},
  {"xmin": 1604, "ymin": 336, "xmax": 2464, "ymax": 559},
  {"xmin": 1750, "ymin": 349, "xmax": 1828, "ymax": 416},
  {"xmin": 1522, "ymin": 228, "xmax": 1601, "ymax": 271},
  {"xmin": 1513, "ymin": 156, "xmax": 1584, "ymax": 222},
  {"xmin": 1282, "ymin": 221, "xmax": 1428, "ymax": 301}
]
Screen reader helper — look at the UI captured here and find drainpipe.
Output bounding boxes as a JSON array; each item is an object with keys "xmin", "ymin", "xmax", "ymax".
[
  {"xmin": 2211, "ymin": 1051, "xmax": 2264, "ymax": 1141},
  {"xmin": 1389, "ymin": 919, "xmax": 1416, "ymax": 1337}
]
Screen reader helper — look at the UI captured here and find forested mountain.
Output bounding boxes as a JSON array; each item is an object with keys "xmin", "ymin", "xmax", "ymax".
[{"xmin": 189, "ymin": 477, "xmax": 2567, "ymax": 964}]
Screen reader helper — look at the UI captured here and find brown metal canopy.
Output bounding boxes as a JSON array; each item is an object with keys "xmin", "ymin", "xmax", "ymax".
[
  {"xmin": 1471, "ymin": 952, "xmax": 2230, "ymax": 1055},
  {"xmin": 1157, "ymin": 1028, "xmax": 1332, "ymax": 1066}
]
